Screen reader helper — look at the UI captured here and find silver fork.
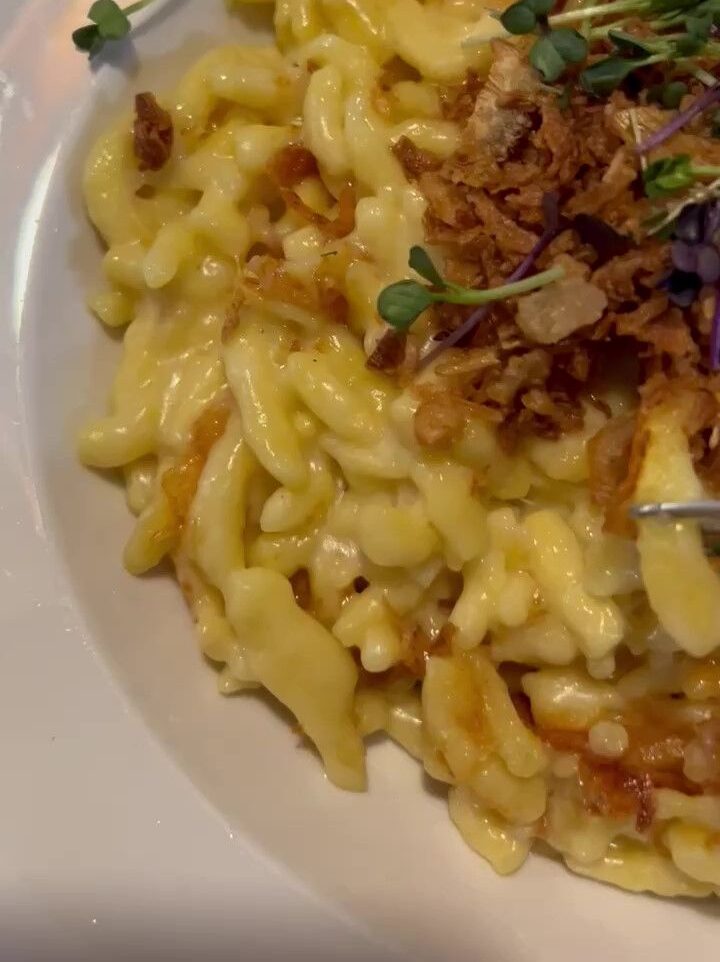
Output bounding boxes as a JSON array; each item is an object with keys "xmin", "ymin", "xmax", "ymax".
[{"xmin": 629, "ymin": 501, "xmax": 720, "ymax": 543}]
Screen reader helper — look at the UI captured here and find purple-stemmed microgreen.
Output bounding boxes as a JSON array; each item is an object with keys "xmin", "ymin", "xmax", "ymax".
[
  {"xmin": 415, "ymin": 194, "xmax": 562, "ymax": 368},
  {"xmin": 710, "ymin": 284, "xmax": 720, "ymax": 369},
  {"xmin": 377, "ymin": 249, "xmax": 564, "ymax": 332},
  {"xmin": 651, "ymin": 197, "xmax": 720, "ymax": 369},
  {"xmin": 464, "ymin": 0, "xmax": 720, "ymax": 95},
  {"xmin": 637, "ymin": 81, "xmax": 720, "ymax": 153}
]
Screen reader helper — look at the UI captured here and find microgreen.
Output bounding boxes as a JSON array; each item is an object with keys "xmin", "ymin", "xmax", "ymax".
[
  {"xmin": 501, "ymin": 2, "xmax": 539, "ymax": 35},
  {"xmin": 415, "ymin": 193, "xmax": 563, "ymax": 367},
  {"xmin": 547, "ymin": 28, "xmax": 589, "ymax": 63},
  {"xmin": 685, "ymin": 11, "xmax": 713, "ymax": 38},
  {"xmin": 608, "ymin": 29, "xmax": 656, "ymax": 56},
  {"xmin": 644, "ymin": 154, "xmax": 720, "ymax": 197},
  {"xmin": 676, "ymin": 202, "xmax": 711, "ymax": 244},
  {"xmin": 652, "ymin": 198, "xmax": 720, "ymax": 371},
  {"xmin": 658, "ymin": 268, "xmax": 703, "ymax": 305},
  {"xmin": 377, "ymin": 281, "xmax": 435, "ymax": 329},
  {"xmin": 644, "ymin": 155, "xmax": 696, "ymax": 196},
  {"xmin": 581, "ymin": 55, "xmax": 658, "ymax": 96},
  {"xmin": 675, "ymin": 32, "xmax": 705, "ymax": 54},
  {"xmin": 663, "ymin": 80, "xmax": 690, "ymax": 107},
  {"xmin": 648, "ymin": 80, "xmax": 689, "ymax": 107},
  {"xmin": 408, "ymin": 246, "xmax": 445, "ymax": 287},
  {"xmin": 711, "ymin": 284, "xmax": 720, "ymax": 370},
  {"xmin": 644, "ymin": 172, "xmax": 720, "ymax": 237},
  {"xmin": 466, "ymin": 0, "xmax": 720, "ymax": 95},
  {"xmin": 673, "ymin": 238, "xmax": 720, "ymax": 278},
  {"xmin": 377, "ymin": 246, "xmax": 565, "ymax": 331},
  {"xmin": 500, "ymin": 0, "xmax": 555, "ymax": 34},
  {"xmin": 526, "ymin": 0, "xmax": 555, "ymax": 14},
  {"xmin": 637, "ymin": 82, "xmax": 720, "ymax": 152},
  {"xmin": 73, "ymin": 0, "xmax": 157, "ymax": 58},
  {"xmin": 531, "ymin": 36, "xmax": 568, "ymax": 83},
  {"xmin": 531, "ymin": 29, "xmax": 589, "ymax": 82}
]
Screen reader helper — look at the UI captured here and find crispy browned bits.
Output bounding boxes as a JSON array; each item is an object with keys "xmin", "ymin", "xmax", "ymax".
[
  {"xmin": 578, "ymin": 758, "xmax": 656, "ymax": 832},
  {"xmin": 270, "ymin": 144, "xmax": 320, "ymax": 188},
  {"xmin": 134, "ymin": 92, "xmax": 174, "ymax": 172},
  {"xmin": 289, "ymin": 569, "xmax": 312, "ymax": 611},
  {"xmin": 160, "ymin": 402, "xmax": 230, "ymax": 540},
  {"xmin": 395, "ymin": 43, "xmax": 720, "ymax": 523},
  {"xmin": 414, "ymin": 395, "xmax": 466, "ymax": 448},
  {"xmin": 392, "ymin": 136, "xmax": 442, "ymax": 178},
  {"xmin": 281, "ymin": 185, "xmax": 357, "ymax": 240},
  {"xmin": 366, "ymin": 330, "xmax": 407, "ymax": 373}
]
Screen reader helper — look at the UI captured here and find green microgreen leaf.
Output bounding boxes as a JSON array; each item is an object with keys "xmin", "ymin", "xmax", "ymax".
[
  {"xmin": 469, "ymin": 0, "xmax": 720, "ymax": 85},
  {"xmin": 88, "ymin": 0, "xmax": 131, "ymax": 38},
  {"xmin": 549, "ymin": 27, "xmax": 588, "ymax": 63},
  {"xmin": 685, "ymin": 11, "xmax": 713, "ymax": 38},
  {"xmin": 530, "ymin": 35, "xmax": 567, "ymax": 82},
  {"xmin": 693, "ymin": 0, "xmax": 720, "ymax": 14},
  {"xmin": 608, "ymin": 29, "xmax": 656, "ymax": 57},
  {"xmin": 643, "ymin": 154, "xmax": 695, "ymax": 197},
  {"xmin": 501, "ymin": 2, "xmax": 538, "ymax": 35},
  {"xmin": 378, "ymin": 281, "xmax": 435, "ymax": 329},
  {"xmin": 73, "ymin": 0, "xmax": 155, "ymax": 58},
  {"xmin": 674, "ymin": 31, "xmax": 705, "ymax": 55},
  {"xmin": 580, "ymin": 56, "xmax": 645, "ymax": 97},
  {"xmin": 526, "ymin": 0, "xmax": 555, "ymax": 14},
  {"xmin": 408, "ymin": 246, "xmax": 446, "ymax": 288},
  {"xmin": 649, "ymin": 80, "xmax": 689, "ymax": 108},
  {"xmin": 649, "ymin": 0, "xmax": 698, "ymax": 13},
  {"xmin": 661, "ymin": 80, "xmax": 689, "ymax": 108},
  {"xmin": 72, "ymin": 24, "xmax": 104, "ymax": 55}
]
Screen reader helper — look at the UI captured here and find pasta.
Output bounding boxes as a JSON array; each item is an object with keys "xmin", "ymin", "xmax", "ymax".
[{"xmin": 79, "ymin": 0, "xmax": 720, "ymax": 898}]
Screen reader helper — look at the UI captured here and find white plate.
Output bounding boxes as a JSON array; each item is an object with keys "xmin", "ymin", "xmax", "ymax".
[{"xmin": 1, "ymin": 2, "xmax": 717, "ymax": 960}]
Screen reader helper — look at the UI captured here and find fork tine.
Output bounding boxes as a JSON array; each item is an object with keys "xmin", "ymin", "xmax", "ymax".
[
  {"xmin": 630, "ymin": 500, "xmax": 720, "ymax": 538},
  {"xmin": 629, "ymin": 500, "xmax": 720, "ymax": 521}
]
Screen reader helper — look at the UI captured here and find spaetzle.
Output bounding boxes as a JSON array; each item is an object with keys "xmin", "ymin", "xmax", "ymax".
[{"xmin": 79, "ymin": 0, "xmax": 720, "ymax": 898}]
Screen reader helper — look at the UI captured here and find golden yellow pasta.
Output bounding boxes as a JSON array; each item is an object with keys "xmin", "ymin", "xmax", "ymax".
[{"xmin": 79, "ymin": 0, "xmax": 720, "ymax": 898}]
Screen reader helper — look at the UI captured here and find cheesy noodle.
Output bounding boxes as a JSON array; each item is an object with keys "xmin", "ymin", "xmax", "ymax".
[{"xmin": 79, "ymin": 0, "xmax": 720, "ymax": 897}]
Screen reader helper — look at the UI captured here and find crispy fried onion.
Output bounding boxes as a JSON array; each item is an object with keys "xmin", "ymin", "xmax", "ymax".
[
  {"xmin": 134, "ymin": 92, "xmax": 174, "ymax": 172},
  {"xmin": 393, "ymin": 54, "xmax": 720, "ymax": 527}
]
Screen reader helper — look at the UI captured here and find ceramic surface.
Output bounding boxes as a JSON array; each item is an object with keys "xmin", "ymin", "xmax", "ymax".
[{"xmin": 0, "ymin": 3, "xmax": 717, "ymax": 959}]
